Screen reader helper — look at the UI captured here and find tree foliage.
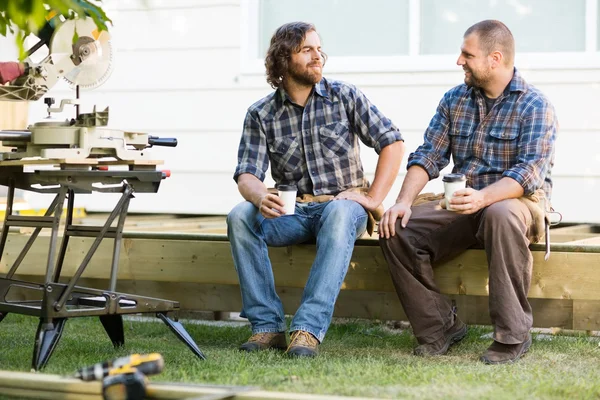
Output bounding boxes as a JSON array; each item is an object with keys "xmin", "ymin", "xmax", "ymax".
[{"xmin": 0, "ymin": 0, "xmax": 111, "ymax": 59}]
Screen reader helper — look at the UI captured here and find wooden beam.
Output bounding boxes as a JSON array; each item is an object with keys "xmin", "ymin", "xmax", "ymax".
[
  {"xmin": 3, "ymin": 232, "xmax": 600, "ymax": 329},
  {"xmin": 0, "ymin": 369, "xmax": 380, "ymax": 400},
  {"xmin": 8, "ymin": 278, "xmax": 589, "ymax": 330},
  {"xmin": 3, "ymin": 233, "xmax": 600, "ymax": 301}
]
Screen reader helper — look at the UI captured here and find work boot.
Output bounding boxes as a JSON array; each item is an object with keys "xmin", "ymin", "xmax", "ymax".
[
  {"xmin": 480, "ymin": 334, "xmax": 532, "ymax": 364},
  {"xmin": 239, "ymin": 332, "xmax": 287, "ymax": 352},
  {"xmin": 286, "ymin": 330, "xmax": 319, "ymax": 357},
  {"xmin": 414, "ymin": 317, "xmax": 467, "ymax": 356}
]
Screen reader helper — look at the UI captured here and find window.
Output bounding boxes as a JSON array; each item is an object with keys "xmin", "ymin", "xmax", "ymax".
[
  {"xmin": 244, "ymin": 0, "xmax": 600, "ymax": 73},
  {"xmin": 258, "ymin": 0, "xmax": 409, "ymax": 58},
  {"xmin": 597, "ymin": 0, "xmax": 600, "ymax": 50},
  {"xmin": 421, "ymin": 0, "xmax": 586, "ymax": 54}
]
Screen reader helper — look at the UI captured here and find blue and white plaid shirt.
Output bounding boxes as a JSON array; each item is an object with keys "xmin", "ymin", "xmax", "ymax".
[
  {"xmin": 408, "ymin": 68, "xmax": 557, "ymax": 197},
  {"xmin": 234, "ymin": 78, "xmax": 403, "ymax": 195}
]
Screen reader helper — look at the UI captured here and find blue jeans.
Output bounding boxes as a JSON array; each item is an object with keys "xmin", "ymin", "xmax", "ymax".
[{"xmin": 226, "ymin": 200, "xmax": 368, "ymax": 342}]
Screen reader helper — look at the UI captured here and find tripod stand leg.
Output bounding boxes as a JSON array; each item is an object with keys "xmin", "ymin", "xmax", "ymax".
[
  {"xmin": 32, "ymin": 318, "xmax": 67, "ymax": 371},
  {"xmin": 157, "ymin": 312, "xmax": 206, "ymax": 360},
  {"xmin": 99, "ymin": 314, "xmax": 125, "ymax": 347}
]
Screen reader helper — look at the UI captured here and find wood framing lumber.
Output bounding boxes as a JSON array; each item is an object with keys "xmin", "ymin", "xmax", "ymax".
[
  {"xmin": 3, "ymin": 232, "xmax": 600, "ymax": 329},
  {"xmin": 2, "ymin": 233, "xmax": 600, "ymax": 301},
  {"xmin": 0, "ymin": 370, "xmax": 380, "ymax": 400}
]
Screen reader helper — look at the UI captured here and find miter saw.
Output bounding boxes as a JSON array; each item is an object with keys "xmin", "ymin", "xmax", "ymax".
[
  {"xmin": 0, "ymin": 16, "xmax": 176, "ymax": 161},
  {"xmin": 0, "ymin": 16, "xmax": 206, "ymax": 371}
]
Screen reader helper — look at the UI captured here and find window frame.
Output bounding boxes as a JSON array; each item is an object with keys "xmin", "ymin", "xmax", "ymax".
[{"xmin": 240, "ymin": 0, "xmax": 600, "ymax": 75}]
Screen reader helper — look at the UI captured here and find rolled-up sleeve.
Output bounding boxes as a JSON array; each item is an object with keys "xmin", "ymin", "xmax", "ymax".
[
  {"xmin": 502, "ymin": 103, "xmax": 557, "ymax": 194},
  {"xmin": 407, "ymin": 95, "xmax": 452, "ymax": 180},
  {"xmin": 347, "ymin": 85, "xmax": 403, "ymax": 154},
  {"xmin": 233, "ymin": 110, "xmax": 270, "ymax": 182}
]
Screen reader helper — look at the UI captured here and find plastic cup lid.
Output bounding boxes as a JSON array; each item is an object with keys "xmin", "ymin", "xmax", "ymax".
[
  {"xmin": 277, "ymin": 184, "xmax": 297, "ymax": 191},
  {"xmin": 442, "ymin": 173, "xmax": 466, "ymax": 183}
]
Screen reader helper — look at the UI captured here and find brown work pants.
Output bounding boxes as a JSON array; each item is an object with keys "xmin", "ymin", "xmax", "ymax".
[{"xmin": 379, "ymin": 199, "xmax": 537, "ymax": 345}]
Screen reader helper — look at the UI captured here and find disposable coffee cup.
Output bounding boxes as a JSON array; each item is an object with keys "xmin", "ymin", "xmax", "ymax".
[
  {"xmin": 442, "ymin": 173, "xmax": 466, "ymax": 211},
  {"xmin": 277, "ymin": 184, "xmax": 297, "ymax": 215}
]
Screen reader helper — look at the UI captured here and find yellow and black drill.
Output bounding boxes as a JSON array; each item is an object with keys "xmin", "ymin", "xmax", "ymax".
[{"xmin": 74, "ymin": 353, "xmax": 164, "ymax": 400}]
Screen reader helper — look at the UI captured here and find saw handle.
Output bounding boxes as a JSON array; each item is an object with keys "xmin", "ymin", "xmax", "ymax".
[{"xmin": 148, "ymin": 136, "xmax": 178, "ymax": 147}]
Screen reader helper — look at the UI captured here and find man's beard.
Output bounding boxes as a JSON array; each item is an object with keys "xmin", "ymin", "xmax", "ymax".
[
  {"xmin": 288, "ymin": 61, "xmax": 322, "ymax": 87},
  {"xmin": 463, "ymin": 67, "xmax": 491, "ymax": 88}
]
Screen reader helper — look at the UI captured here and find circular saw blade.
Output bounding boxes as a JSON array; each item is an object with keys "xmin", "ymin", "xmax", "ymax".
[{"xmin": 50, "ymin": 17, "xmax": 114, "ymax": 90}]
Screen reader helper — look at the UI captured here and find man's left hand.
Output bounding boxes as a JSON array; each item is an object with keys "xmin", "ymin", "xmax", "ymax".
[
  {"xmin": 334, "ymin": 190, "xmax": 379, "ymax": 211},
  {"xmin": 444, "ymin": 187, "xmax": 486, "ymax": 214}
]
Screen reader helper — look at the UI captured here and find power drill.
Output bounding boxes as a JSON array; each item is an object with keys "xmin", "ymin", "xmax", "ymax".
[
  {"xmin": 74, "ymin": 353, "xmax": 164, "ymax": 381},
  {"xmin": 102, "ymin": 364, "xmax": 148, "ymax": 400}
]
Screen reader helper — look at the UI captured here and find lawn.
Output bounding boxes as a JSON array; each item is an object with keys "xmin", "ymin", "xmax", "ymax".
[{"xmin": 0, "ymin": 313, "xmax": 599, "ymax": 399}]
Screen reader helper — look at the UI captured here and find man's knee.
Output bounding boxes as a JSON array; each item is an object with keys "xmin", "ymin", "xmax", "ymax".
[
  {"xmin": 484, "ymin": 199, "xmax": 527, "ymax": 226},
  {"xmin": 227, "ymin": 201, "xmax": 258, "ymax": 232},
  {"xmin": 321, "ymin": 200, "xmax": 367, "ymax": 236},
  {"xmin": 323, "ymin": 200, "xmax": 367, "ymax": 223}
]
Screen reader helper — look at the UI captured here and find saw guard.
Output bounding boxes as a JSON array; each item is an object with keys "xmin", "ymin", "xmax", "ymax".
[{"xmin": 50, "ymin": 17, "xmax": 114, "ymax": 90}]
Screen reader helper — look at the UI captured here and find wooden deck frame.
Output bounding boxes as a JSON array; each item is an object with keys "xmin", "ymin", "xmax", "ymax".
[{"xmin": 2, "ymin": 231, "xmax": 600, "ymax": 331}]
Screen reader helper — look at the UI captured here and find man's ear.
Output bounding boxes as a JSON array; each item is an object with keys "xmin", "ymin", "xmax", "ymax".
[{"xmin": 490, "ymin": 50, "xmax": 503, "ymax": 68}]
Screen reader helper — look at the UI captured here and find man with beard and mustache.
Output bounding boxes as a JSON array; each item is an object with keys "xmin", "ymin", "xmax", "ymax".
[
  {"xmin": 228, "ymin": 21, "xmax": 405, "ymax": 357},
  {"xmin": 379, "ymin": 20, "xmax": 557, "ymax": 364}
]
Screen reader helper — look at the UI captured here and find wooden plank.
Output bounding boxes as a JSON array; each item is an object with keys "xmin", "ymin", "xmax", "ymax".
[
  {"xmin": 0, "ymin": 101, "xmax": 28, "ymax": 131},
  {"xmin": 563, "ymin": 236, "xmax": 600, "ymax": 245},
  {"xmin": 3, "ymin": 234, "xmax": 600, "ymax": 301},
  {"xmin": 0, "ymin": 369, "xmax": 380, "ymax": 400},
  {"xmin": 552, "ymin": 233, "xmax": 600, "ymax": 243},
  {"xmin": 9, "ymin": 278, "xmax": 580, "ymax": 330},
  {"xmin": 0, "ymin": 158, "xmax": 102, "ymax": 166},
  {"xmin": 573, "ymin": 299, "xmax": 600, "ymax": 331}
]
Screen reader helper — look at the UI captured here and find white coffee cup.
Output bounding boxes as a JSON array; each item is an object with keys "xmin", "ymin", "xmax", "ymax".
[
  {"xmin": 277, "ymin": 184, "xmax": 297, "ymax": 215},
  {"xmin": 442, "ymin": 173, "xmax": 466, "ymax": 211}
]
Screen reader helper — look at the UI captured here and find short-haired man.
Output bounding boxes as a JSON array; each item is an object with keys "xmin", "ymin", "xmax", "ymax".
[
  {"xmin": 228, "ymin": 21, "xmax": 405, "ymax": 357},
  {"xmin": 379, "ymin": 20, "xmax": 557, "ymax": 364}
]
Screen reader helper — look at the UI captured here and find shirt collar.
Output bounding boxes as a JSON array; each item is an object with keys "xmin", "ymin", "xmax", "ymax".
[
  {"xmin": 471, "ymin": 67, "xmax": 528, "ymax": 99},
  {"xmin": 506, "ymin": 67, "xmax": 528, "ymax": 94},
  {"xmin": 314, "ymin": 78, "xmax": 328, "ymax": 98}
]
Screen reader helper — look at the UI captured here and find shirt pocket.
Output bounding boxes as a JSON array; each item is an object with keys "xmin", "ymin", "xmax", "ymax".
[
  {"xmin": 448, "ymin": 124, "xmax": 474, "ymax": 138},
  {"xmin": 319, "ymin": 120, "xmax": 352, "ymax": 158},
  {"xmin": 267, "ymin": 135, "xmax": 302, "ymax": 172},
  {"xmin": 485, "ymin": 124, "xmax": 520, "ymax": 165}
]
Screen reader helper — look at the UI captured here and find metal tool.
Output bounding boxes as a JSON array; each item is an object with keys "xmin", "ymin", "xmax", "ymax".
[
  {"xmin": 75, "ymin": 353, "xmax": 165, "ymax": 382},
  {"xmin": 102, "ymin": 366, "xmax": 148, "ymax": 400},
  {"xmin": 0, "ymin": 15, "xmax": 206, "ymax": 370},
  {"xmin": 0, "ymin": 15, "xmax": 174, "ymax": 161}
]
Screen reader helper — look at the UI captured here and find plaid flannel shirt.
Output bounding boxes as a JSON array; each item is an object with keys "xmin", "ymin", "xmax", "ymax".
[
  {"xmin": 234, "ymin": 78, "xmax": 403, "ymax": 195},
  {"xmin": 408, "ymin": 68, "xmax": 557, "ymax": 198}
]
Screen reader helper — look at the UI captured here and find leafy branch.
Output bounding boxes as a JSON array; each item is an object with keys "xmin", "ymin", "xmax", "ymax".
[{"xmin": 0, "ymin": 0, "xmax": 112, "ymax": 59}]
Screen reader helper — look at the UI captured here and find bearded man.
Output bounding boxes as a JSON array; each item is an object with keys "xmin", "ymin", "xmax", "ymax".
[
  {"xmin": 379, "ymin": 20, "xmax": 557, "ymax": 364},
  {"xmin": 227, "ymin": 21, "xmax": 405, "ymax": 357}
]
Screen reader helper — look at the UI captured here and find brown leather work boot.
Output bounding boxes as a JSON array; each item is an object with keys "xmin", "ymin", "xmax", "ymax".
[
  {"xmin": 286, "ymin": 330, "xmax": 319, "ymax": 357},
  {"xmin": 239, "ymin": 332, "xmax": 287, "ymax": 352},
  {"xmin": 414, "ymin": 317, "xmax": 468, "ymax": 356},
  {"xmin": 480, "ymin": 334, "xmax": 532, "ymax": 364}
]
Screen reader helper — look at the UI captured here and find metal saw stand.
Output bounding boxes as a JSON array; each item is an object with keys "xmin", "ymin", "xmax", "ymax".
[{"xmin": 0, "ymin": 161, "xmax": 206, "ymax": 370}]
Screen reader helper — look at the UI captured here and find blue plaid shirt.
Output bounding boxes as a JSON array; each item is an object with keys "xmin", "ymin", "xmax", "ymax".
[
  {"xmin": 234, "ymin": 78, "xmax": 403, "ymax": 195},
  {"xmin": 408, "ymin": 68, "xmax": 557, "ymax": 197}
]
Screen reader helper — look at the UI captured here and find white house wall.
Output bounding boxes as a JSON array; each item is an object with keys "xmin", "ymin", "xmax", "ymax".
[{"xmin": 11, "ymin": 0, "xmax": 600, "ymax": 223}]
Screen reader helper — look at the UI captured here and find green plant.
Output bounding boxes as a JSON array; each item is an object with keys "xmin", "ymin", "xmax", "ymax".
[{"xmin": 0, "ymin": 0, "xmax": 111, "ymax": 59}]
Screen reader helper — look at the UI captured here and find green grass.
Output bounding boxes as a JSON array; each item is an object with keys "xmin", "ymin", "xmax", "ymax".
[{"xmin": 1, "ymin": 313, "xmax": 600, "ymax": 399}]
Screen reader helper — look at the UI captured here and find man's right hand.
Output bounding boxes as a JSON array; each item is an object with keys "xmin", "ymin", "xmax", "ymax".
[
  {"xmin": 257, "ymin": 193, "xmax": 286, "ymax": 219},
  {"xmin": 379, "ymin": 202, "xmax": 412, "ymax": 238}
]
